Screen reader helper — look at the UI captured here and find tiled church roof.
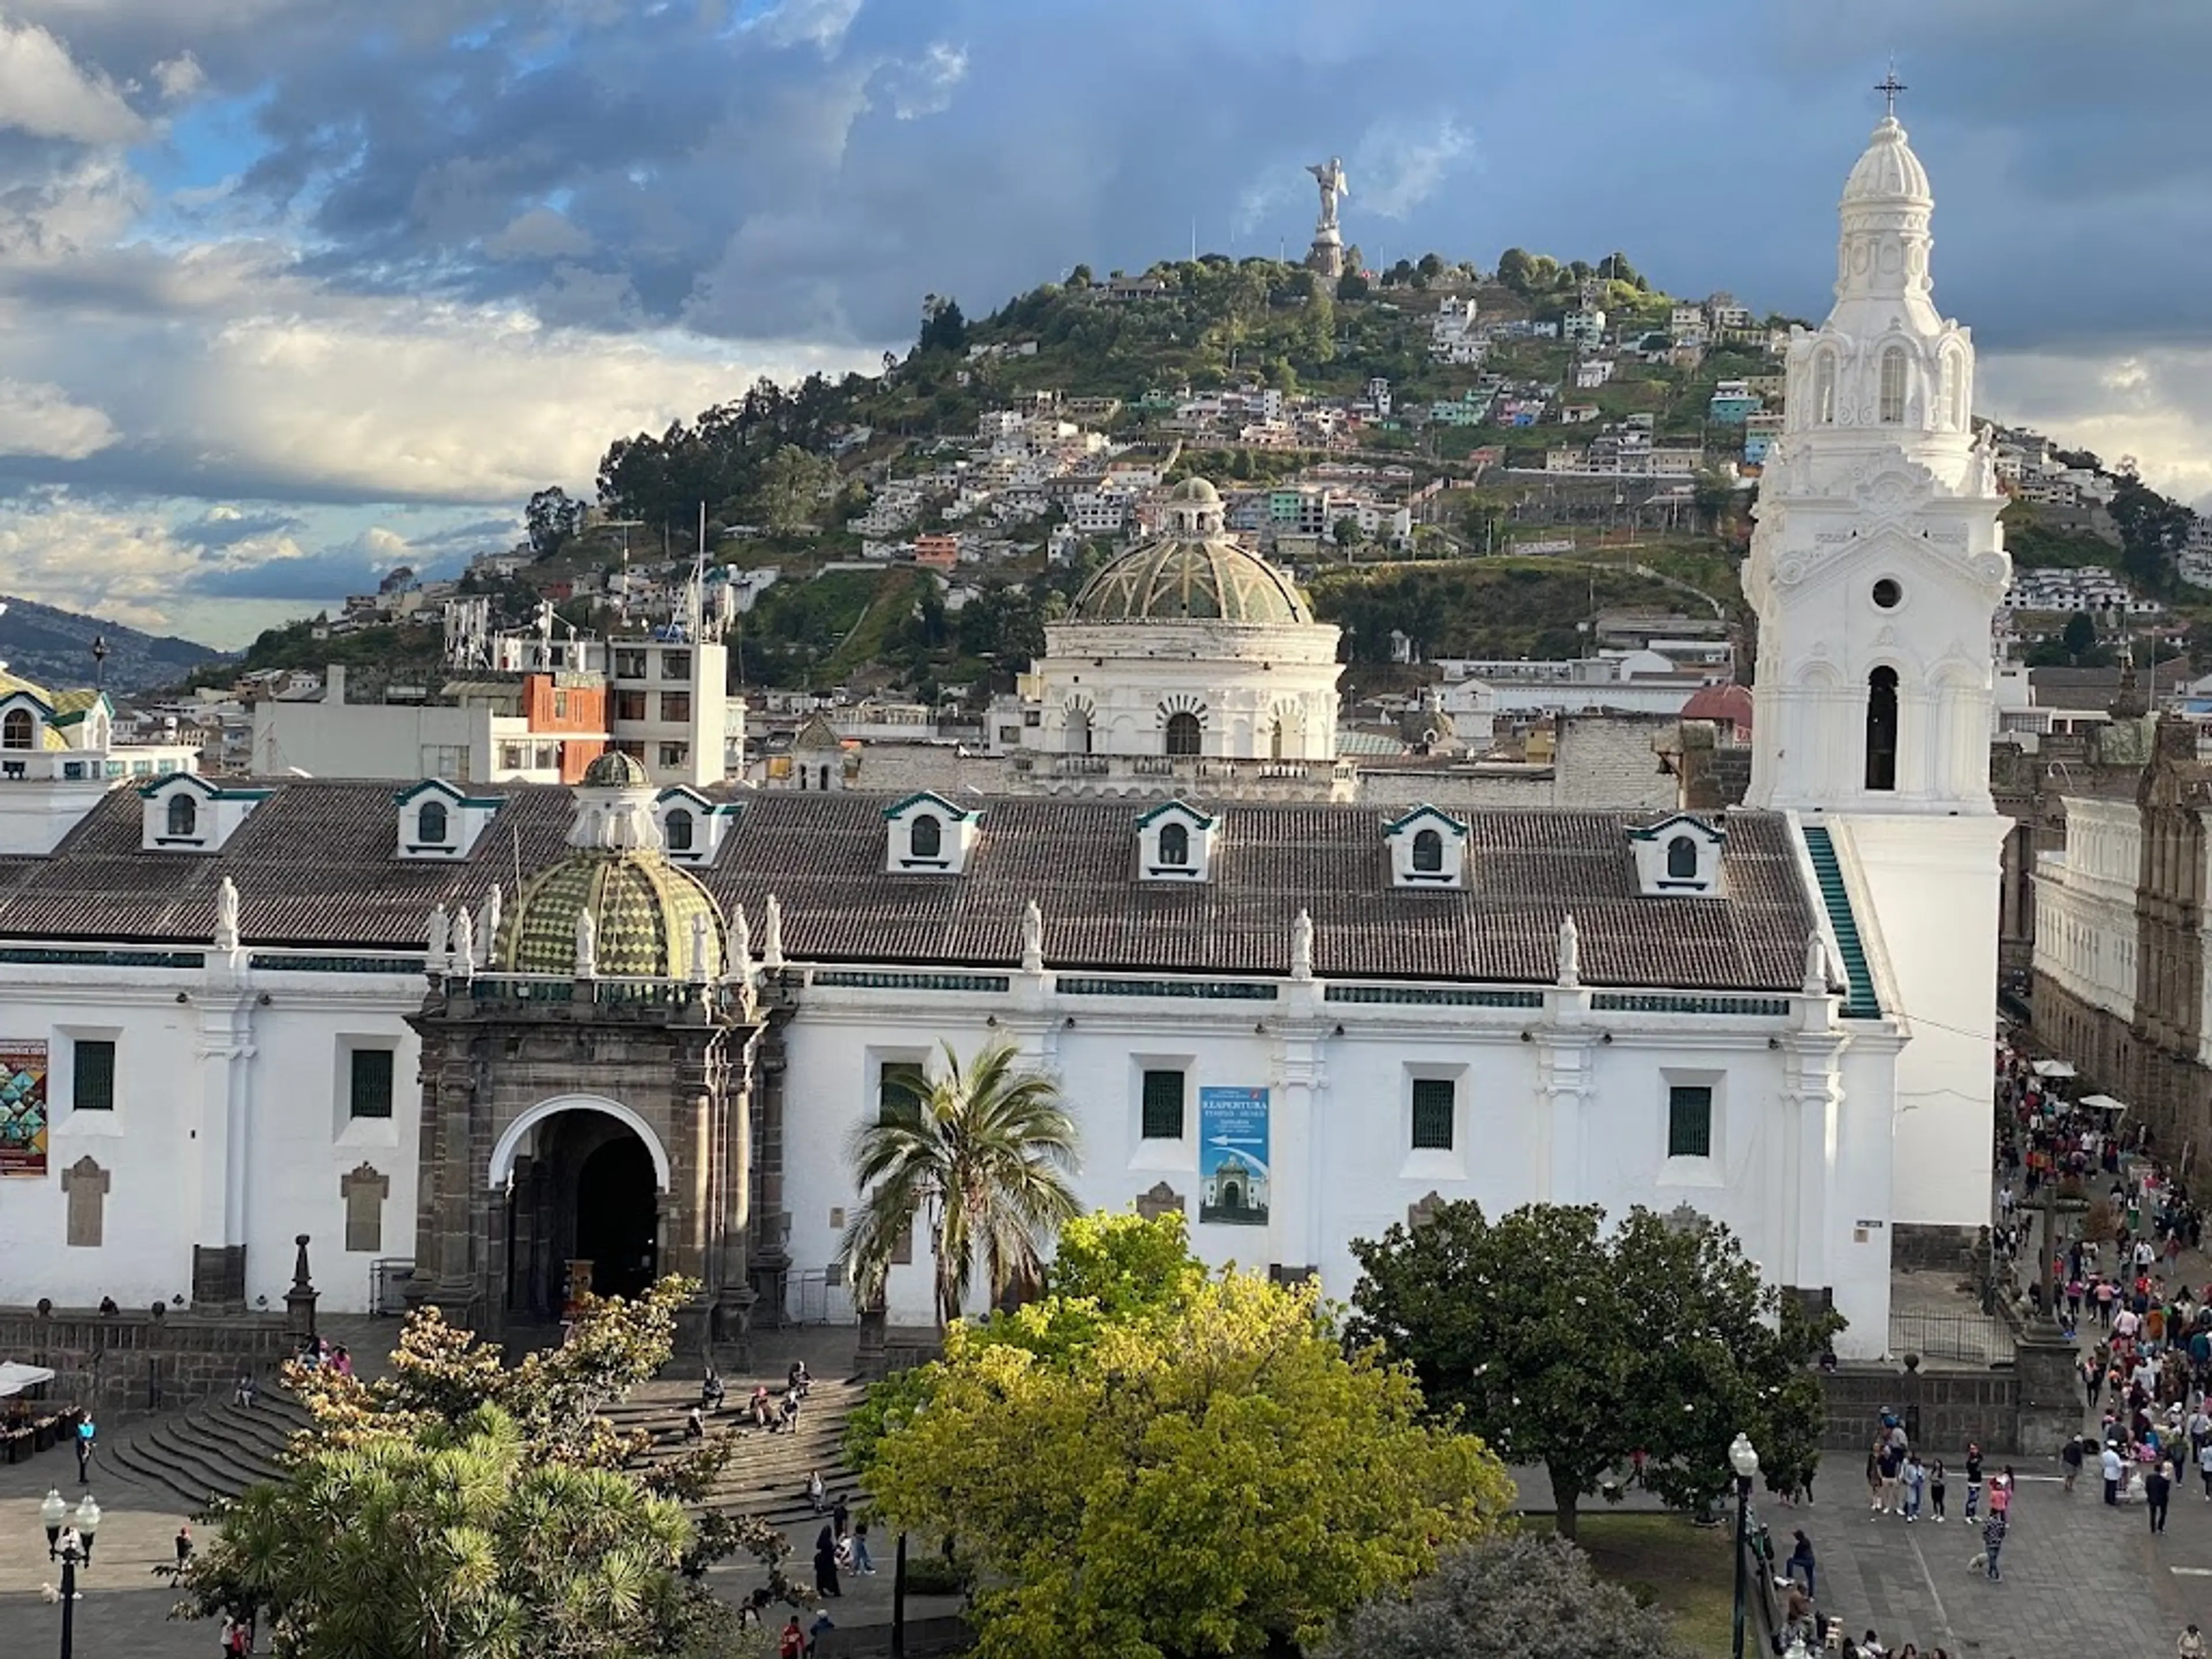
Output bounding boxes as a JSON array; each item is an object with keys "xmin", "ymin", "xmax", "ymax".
[{"xmin": 0, "ymin": 784, "xmax": 1819, "ymax": 991}]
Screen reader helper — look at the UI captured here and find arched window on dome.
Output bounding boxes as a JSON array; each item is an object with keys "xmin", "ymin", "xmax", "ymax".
[
  {"xmin": 1666, "ymin": 835, "xmax": 1698, "ymax": 880},
  {"xmin": 1812, "ymin": 352, "xmax": 1837, "ymax": 425},
  {"xmin": 664, "ymin": 809, "xmax": 693, "ymax": 852},
  {"xmin": 1164, "ymin": 711, "xmax": 1202, "ymax": 757},
  {"xmin": 1865, "ymin": 667, "xmax": 1900, "ymax": 792},
  {"xmin": 0, "ymin": 709, "xmax": 31, "ymax": 750},
  {"xmin": 1412, "ymin": 828, "xmax": 1444, "ymax": 874},
  {"xmin": 417, "ymin": 801, "xmax": 449, "ymax": 844},
  {"xmin": 167, "ymin": 793, "xmax": 198, "ymax": 839},
  {"xmin": 1878, "ymin": 346, "xmax": 1908, "ymax": 425},
  {"xmin": 910, "ymin": 813, "xmax": 942, "ymax": 859},
  {"xmin": 1158, "ymin": 822, "xmax": 1190, "ymax": 867}
]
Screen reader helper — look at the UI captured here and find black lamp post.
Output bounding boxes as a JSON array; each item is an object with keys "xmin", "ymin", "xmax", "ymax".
[
  {"xmin": 1729, "ymin": 1432, "xmax": 1760, "ymax": 1659},
  {"xmin": 40, "ymin": 1488, "xmax": 63, "ymax": 1560},
  {"xmin": 76, "ymin": 1494, "xmax": 100, "ymax": 1567},
  {"xmin": 56, "ymin": 1536, "xmax": 81, "ymax": 1659}
]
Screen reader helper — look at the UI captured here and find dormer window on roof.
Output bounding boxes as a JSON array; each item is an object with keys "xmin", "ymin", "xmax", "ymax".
[
  {"xmin": 1628, "ymin": 812, "xmax": 1726, "ymax": 896},
  {"xmin": 1382, "ymin": 804, "xmax": 1469, "ymax": 889},
  {"xmin": 393, "ymin": 779, "xmax": 502, "ymax": 861},
  {"xmin": 655, "ymin": 786, "xmax": 736, "ymax": 867},
  {"xmin": 1136, "ymin": 799, "xmax": 1217, "ymax": 881},
  {"xmin": 883, "ymin": 790, "xmax": 981, "ymax": 874},
  {"xmin": 140, "ymin": 774, "xmax": 269, "ymax": 853}
]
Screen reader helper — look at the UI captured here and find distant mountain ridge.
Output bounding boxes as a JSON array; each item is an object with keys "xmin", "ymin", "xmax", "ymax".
[{"xmin": 0, "ymin": 596, "xmax": 222, "ymax": 696}]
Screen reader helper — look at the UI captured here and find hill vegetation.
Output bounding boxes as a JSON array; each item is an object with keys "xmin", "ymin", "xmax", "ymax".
[{"xmin": 190, "ymin": 243, "xmax": 2209, "ymax": 704}]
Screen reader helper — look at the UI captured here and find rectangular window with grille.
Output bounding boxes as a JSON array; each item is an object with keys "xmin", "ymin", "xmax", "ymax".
[
  {"xmin": 350, "ymin": 1047, "xmax": 395, "ymax": 1120},
  {"xmin": 1411, "ymin": 1078, "xmax": 1456, "ymax": 1150},
  {"xmin": 879, "ymin": 1060, "xmax": 925, "ymax": 1124},
  {"xmin": 1667, "ymin": 1085, "xmax": 1713, "ymax": 1158},
  {"xmin": 1140, "ymin": 1069, "xmax": 1185, "ymax": 1139},
  {"xmin": 72, "ymin": 1039, "xmax": 115, "ymax": 1112}
]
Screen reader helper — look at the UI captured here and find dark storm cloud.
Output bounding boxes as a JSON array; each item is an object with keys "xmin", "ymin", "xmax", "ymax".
[{"xmin": 172, "ymin": 509, "xmax": 305, "ymax": 550}]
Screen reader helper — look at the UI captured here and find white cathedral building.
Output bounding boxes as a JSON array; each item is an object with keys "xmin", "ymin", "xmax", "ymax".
[{"xmin": 0, "ymin": 107, "xmax": 2005, "ymax": 1358}]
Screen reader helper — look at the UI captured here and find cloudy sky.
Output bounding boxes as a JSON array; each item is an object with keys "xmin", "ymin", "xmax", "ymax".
[{"xmin": 0, "ymin": 0, "xmax": 2205, "ymax": 646}]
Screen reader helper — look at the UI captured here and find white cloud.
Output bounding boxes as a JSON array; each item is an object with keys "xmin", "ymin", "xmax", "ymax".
[
  {"xmin": 1980, "ymin": 347, "xmax": 2212, "ymax": 514},
  {"xmin": 747, "ymin": 0, "xmax": 863, "ymax": 53},
  {"xmin": 1351, "ymin": 113, "xmax": 1478, "ymax": 221},
  {"xmin": 0, "ymin": 378, "xmax": 117, "ymax": 459},
  {"xmin": 888, "ymin": 41, "xmax": 968, "ymax": 120},
  {"xmin": 0, "ymin": 18, "xmax": 142, "ymax": 144},
  {"xmin": 151, "ymin": 52, "xmax": 204, "ymax": 101},
  {"xmin": 0, "ymin": 487, "xmax": 304, "ymax": 632}
]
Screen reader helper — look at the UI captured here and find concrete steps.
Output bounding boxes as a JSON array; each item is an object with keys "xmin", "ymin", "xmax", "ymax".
[{"xmin": 107, "ymin": 1370, "xmax": 871, "ymax": 1528}]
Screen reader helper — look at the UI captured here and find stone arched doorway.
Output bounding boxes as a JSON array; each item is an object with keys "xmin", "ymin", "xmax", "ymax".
[{"xmin": 492, "ymin": 1098, "xmax": 671, "ymax": 1317}]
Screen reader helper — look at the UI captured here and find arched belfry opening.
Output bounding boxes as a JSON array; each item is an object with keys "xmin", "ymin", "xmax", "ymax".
[{"xmin": 1865, "ymin": 666, "xmax": 1900, "ymax": 792}]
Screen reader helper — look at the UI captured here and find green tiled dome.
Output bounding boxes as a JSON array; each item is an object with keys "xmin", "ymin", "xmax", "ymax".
[
  {"xmin": 1071, "ymin": 535, "xmax": 1313, "ymax": 625},
  {"xmin": 497, "ymin": 849, "xmax": 725, "ymax": 978},
  {"xmin": 581, "ymin": 750, "xmax": 653, "ymax": 789}
]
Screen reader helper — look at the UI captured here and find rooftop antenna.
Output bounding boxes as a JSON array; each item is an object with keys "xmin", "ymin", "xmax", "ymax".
[{"xmin": 1876, "ymin": 59, "xmax": 1907, "ymax": 119}]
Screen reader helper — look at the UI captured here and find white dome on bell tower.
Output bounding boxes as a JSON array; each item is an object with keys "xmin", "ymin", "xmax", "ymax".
[{"xmin": 1743, "ymin": 87, "xmax": 2010, "ymax": 815}]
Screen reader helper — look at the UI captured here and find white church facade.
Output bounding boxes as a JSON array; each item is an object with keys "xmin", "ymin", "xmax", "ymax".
[{"xmin": 0, "ymin": 107, "xmax": 2005, "ymax": 1359}]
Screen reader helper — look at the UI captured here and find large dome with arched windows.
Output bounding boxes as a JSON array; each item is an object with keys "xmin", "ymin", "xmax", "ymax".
[{"xmin": 1070, "ymin": 477, "xmax": 1315, "ymax": 627}]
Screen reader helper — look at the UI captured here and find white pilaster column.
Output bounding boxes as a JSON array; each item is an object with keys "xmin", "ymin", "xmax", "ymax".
[
  {"xmin": 1780, "ymin": 994, "xmax": 1847, "ymax": 1296},
  {"xmin": 1273, "ymin": 978, "xmax": 1327, "ymax": 1273},
  {"xmin": 1534, "ymin": 986, "xmax": 1599, "ymax": 1202}
]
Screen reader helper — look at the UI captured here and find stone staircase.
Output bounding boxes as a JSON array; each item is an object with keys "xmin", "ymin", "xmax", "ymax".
[{"xmin": 107, "ymin": 1369, "xmax": 870, "ymax": 1528}]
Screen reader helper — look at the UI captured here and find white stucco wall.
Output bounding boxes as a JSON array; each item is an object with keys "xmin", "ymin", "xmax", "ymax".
[
  {"xmin": 778, "ymin": 974, "xmax": 1897, "ymax": 1357},
  {"xmin": 0, "ymin": 959, "xmax": 423, "ymax": 1313},
  {"xmin": 1835, "ymin": 813, "xmax": 2005, "ymax": 1231}
]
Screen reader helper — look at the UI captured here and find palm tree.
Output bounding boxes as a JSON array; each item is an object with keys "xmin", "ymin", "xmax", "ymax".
[{"xmin": 840, "ymin": 1040, "xmax": 1082, "ymax": 1327}]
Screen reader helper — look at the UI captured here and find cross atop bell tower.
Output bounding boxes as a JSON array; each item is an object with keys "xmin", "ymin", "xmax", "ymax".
[{"xmin": 1876, "ymin": 62, "xmax": 1907, "ymax": 120}]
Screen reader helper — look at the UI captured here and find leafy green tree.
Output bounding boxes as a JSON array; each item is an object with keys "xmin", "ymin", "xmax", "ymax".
[
  {"xmin": 845, "ymin": 1209, "xmax": 1206, "ymax": 1475},
  {"xmin": 525, "ymin": 486, "xmax": 585, "ymax": 558},
  {"xmin": 1497, "ymin": 247, "xmax": 1535, "ymax": 293},
  {"xmin": 171, "ymin": 1279, "xmax": 791, "ymax": 1656},
  {"xmin": 868, "ymin": 1268, "xmax": 1516, "ymax": 1659},
  {"xmin": 918, "ymin": 294, "xmax": 968, "ymax": 355},
  {"xmin": 840, "ymin": 1039, "xmax": 1082, "ymax": 1326},
  {"xmin": 2063, "ymin": 609, "xmax": 2098, "ymax": 662},
  {"xmin": 1320, "ymin": 1533, "xmax": 1690, "ymax": 1659},
  {"xmin": 1334, "ymin": 516, "xmax": 1362, "ymax": 551},
  {"xmin": 1336, "ymin": 270, "xmax": 1370, "ymax": 301},
  {"xmin": 1347, "ymin": 1202, "xmax": 1838, "ymax": 1539},
  {"xmin": 747, "ymin": 444, "xmax": 836, "ymax": 533},
  {"xmin": 1417, "ymin": 252, "xmax": 1446, "ymax": 279}
]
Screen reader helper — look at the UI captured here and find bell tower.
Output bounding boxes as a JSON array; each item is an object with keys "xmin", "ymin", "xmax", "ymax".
[
  {"xmin": 1744, "ymin": 86, "xmax": 2010, "ymax": 1247},
  {"xmin": 1745, "ymin": 92, "xmax": 2010, "ymax": 813}
]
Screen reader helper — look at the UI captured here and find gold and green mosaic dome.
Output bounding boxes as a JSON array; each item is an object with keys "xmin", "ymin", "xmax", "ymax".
[
  {"xmin": 1070, "ymin": 479, "xmax": 1313, "ymax": 626},
  {"xmin": 497, "ymin": 847, "xmax": 725, "ymax": 979}
]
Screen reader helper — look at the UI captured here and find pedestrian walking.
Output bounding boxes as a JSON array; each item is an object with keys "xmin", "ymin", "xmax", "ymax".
[
  {"xmin": 2149, "ymin": 1460, "xmax": 2174, "ymax": 1533},
  {"xmin": 1979, "ymin": 1512, "xmax": 2007, "ymax": 1581},
  {"xmin": 74, "ymin": 1414, "xmax": 94, "ymax": 1485},
  {"xmin": 1963, "ymin": 1443, "xmax": 1983, "ymax": 1520},
  {"xmin": 1990, "ymin": 1468, "xmax": 2014, "ymax": 1520},
  {"xmin": 850, "ymin": 1517, "xmax": 876, "ymax": 1575},
  {"xmin": 1878, "ymin": 1440, "xmax": 1903, "ymax": 1514},
  {"xmin": 176, "ymin": 1522, "xmax": 192, "ymax": 1567},
  {"xmin": 1903, "ymin": 1452, "xmax": 1926, "ymax": 1521},
  {"xmin": 1928, "ymin": 1459, "xmax": 1946, "ymax": 1521},
  {"xmin": 2062, "ymin": 1434, "xmax": 2084, "ymax": 1491},
  {"xmin": 812, "ymin": 1523, "xmax": 842, "ymax": 1600},
  {"xmin": 2104, "ymin": 1441, "xmax": 2126, "ymax": 1505},
  {"xmin": 1865, "ymin": 1439, "xmax": 1883, "ymax": 1511},
  {"xmin": 2198, "ymin": 1437, "xmax": 2212, "ymax": 1499}
]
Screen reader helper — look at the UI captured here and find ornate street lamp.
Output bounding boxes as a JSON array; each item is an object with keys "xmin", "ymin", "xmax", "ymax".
[
  {"xmin": 74, "ymin": 1494, "xmax": 100, "ymax": 1566},
  {"xmin": 1729, "ymin": 1433, "xmax": 1760, "ymax": 1659},
  {"xmin": 40, "ymin": 1488, "xmax": 65, "ymax": 1559}
]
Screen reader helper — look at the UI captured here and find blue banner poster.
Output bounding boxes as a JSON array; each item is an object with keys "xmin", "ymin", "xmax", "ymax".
[{"xmin": 1198, "ymin": 1086, "xmax": 1270, "ymax": 1226}]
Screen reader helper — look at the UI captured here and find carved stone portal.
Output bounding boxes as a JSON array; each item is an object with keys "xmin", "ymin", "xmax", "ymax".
[{"xmin": 62, "ymin": 1155, "xmax": 109, "ymax": 1247}]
